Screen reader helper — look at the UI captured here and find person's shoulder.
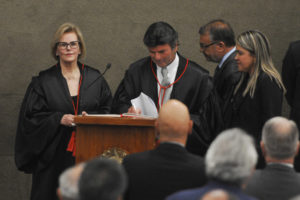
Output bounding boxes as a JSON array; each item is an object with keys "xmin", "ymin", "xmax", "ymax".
[
  {"xmin": 189, "ymin": 60, "xmax": 209, "ymax": 74},
  {"xmin": 123, "ymin": 149, "xmax": 152, "ymax": 163},
  {"xmin": 250, "ymin": 169, "xmax": 264, "ymax": 179},
  {"xmin": 127, "ymin": 56, "xmax": 151, "ymax": 71},
  {"xmin": 84, "ymin": 64, "xmax": 101, "ymax": 74},
  {"xmin": 177, "ymin": 53, "xmax": 209, "ymax": 74},
  {"xmin": 38, "ymin": 64, "xmax": 56, "ymax": 76},
  {"xmin": 186, "ymin": 152, "xmax": 205, "ymax": 162},
  {"xmin": 258, "ymin": 71, "xmax": 273, "ymax": 82},
  {"xmin": 289, "ymin": 40, "xmax": 300, "ymax": 50},
  {"xmin": 37, "ymin": 64, "xmax": 58, "ymax": 82},
  {"xmin": 166, "ymin": 187, "xmax": 202, "ymax": 200}
]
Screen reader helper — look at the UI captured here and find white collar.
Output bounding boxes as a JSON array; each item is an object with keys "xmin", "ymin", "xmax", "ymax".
[{"xmin": 218, "ymin": 47, "xmax": 236, "ymax": 68}]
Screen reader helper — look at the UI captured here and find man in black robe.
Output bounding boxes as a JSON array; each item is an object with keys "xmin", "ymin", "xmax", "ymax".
[
  {"xmin": 199, "ymin": 19, "xmax": 240, "ymax": 125},
  {"xmin": 112, "ymin": 21, "xmax": 223, "ymax": 155},
  {"xmin": 15, "ymin": 63, "xmax": 112, "ymax": 200}
]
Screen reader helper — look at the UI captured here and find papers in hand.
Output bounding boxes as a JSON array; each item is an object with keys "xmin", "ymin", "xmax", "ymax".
[{"xmin": 131, "ymin": 92, "xmax": 158, "ymax": 118}]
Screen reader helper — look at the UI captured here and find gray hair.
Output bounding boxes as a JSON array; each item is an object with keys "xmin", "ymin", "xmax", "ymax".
[
  {"xmin": 262, "ymin": 116, "xmax": 299, "ymax": 160},
  {"xmin": 290, "ymin": 195, "xmax": 300, "ymax": 200},
  {"xmin": 58, "ymin": 163, "xmax": 86, "ymax": 200},
  {"xmin": 205, "ymin": 128, "xmax": 258, "ymax": 185}
]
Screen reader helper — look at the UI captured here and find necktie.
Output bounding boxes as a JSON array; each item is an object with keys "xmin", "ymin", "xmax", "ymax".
[
  {"xmin": 160, "ymin": 68, "xmax": 170, "ymax": 107},
  {"xmin": 213, "ymin": 65, "xmax": 221, "ymax": 83}
]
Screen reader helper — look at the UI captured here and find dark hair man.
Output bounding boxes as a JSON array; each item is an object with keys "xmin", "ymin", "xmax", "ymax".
[
  {"xmin": 79, "ymin": 158, "xmax": 127, "ymax": 200},
  {"xmin": 199, "ymin": 19, "xmax": 240, "ymax": 126},
  {"xmin": 122, "ymin": 100, "xmax": 207, "ymax": 200},
  {"xmin": 245, "ymin": 117, "xmax": 300, "ymax": 200},
  {"xmin": 112, "ymin": 21, "xmax": 223, "ymax": 156}
]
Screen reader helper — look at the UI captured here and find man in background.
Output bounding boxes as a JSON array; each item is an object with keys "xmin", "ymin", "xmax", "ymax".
[
  {"xmin": 57, "ymin": 163, "xmax": 85, "ymax": 200},
  {"xmin": 166, "ymin": 128, "xmax": 258, "ymax": 200},
  {"xmin": 282, "ymin": 40, "xmax": 300, "ymax": 171},
  {"xmin": 122, "ymin": 99, "xmax": 207, "ymax": 200},
  {"xmin": 79, "ymin": 158, "xmax": 127, "ymax": 200},
  {"xmin": 199, "ymin": 19, "xmax": 240, "ymax": 127},
  {"xmin": 245, "ymin": 116, "xmax": 300, "ymax": 200}
]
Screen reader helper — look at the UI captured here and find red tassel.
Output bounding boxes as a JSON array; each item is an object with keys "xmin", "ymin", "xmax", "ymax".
[{"xmin": 67, "ymin": 131, "xmax": 76, "ymax": 156}]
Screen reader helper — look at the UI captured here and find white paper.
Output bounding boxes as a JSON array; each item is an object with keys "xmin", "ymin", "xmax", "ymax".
[{"xmin": 131, "ymin": 92, "xmax": 158, "ymax": 118}]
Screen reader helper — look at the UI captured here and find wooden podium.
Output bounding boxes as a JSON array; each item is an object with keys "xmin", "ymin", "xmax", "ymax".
[{"xmin": 74, "ymin": 115, "xmax": 156, "ymax": 163}]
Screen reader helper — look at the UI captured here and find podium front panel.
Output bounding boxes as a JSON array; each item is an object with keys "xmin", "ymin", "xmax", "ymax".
[{"xmin": 74, "ymin": 116, "xmax": 156, "ymax": 163}]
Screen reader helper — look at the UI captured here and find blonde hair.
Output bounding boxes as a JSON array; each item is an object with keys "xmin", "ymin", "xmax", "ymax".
[
  {"xmin": 51, "ymin": 22, "xmax": 86, "ymax": 60},
  {"xmin": 234, "ymin": 30, "xmax": 285, "ymax": 97}
]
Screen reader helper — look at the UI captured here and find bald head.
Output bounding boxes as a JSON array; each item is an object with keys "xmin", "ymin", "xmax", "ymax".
[
  {"xmin": 156, "ymin": 100, "xmax": 192, "ymax": 143},
  {"xmin": 262, "ymin": 116, "xmax": 299, "ymax": 161}
]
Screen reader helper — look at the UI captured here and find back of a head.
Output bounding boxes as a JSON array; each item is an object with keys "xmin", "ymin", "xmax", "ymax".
[
  {"xmin": 205, "ymin": 128, "xmax": 257, "ymax": 185},
  {"xmin": 199, "ymin": 19, "xmax": 235, "ymax": 47},
  {"xmin": 79, "ymin": 158, "xmax": 127, "ymax": 200},
  {"xmin": 157, "ymin": 100, "xmax": 191, "ymax": 141},
  {"xmin": 290, "ymin": 195, "xmax": 300, "ymax": 200},
  {"xmin": 143, "ymin": 21, "xmax": 178, "ymax": 48},
  {"xmin": 262, "ymin": 116, "xmax": 299, "ymax": 160},
  {"xmin": 58, "ymin": 163, "xmax": 85, "ymax": 200}
]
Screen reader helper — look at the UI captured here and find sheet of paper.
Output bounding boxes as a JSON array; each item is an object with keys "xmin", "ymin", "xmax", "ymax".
[{"xmin": 131, "ymin": 92, "xmax": 158, "ymax": 118}]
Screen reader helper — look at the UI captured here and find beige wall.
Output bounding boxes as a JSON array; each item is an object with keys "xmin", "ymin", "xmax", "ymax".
[{"xmin": 0, "ymin": 0, "xmax": 299, "ymax": 199}]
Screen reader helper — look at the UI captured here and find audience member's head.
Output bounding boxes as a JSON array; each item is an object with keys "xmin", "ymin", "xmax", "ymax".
[
  {"xmin": 143, "ymin": 21, "xmax": 178, "ymax": 49},
  {"xmin": 261, "ymin": 116, "xmax": 299, "ymax": 163},
  {"xmin": 57, "ymin": 163, "xmax": 85, "ymax": 200},
  {"xmin": 156, "ymin": 99, "xmax": 193, "ymax": 145},
  {"xmin": 290, "ymin": 195, "xmax": 300, "ymax": 200},
  {"xmin": 199, "ymin": 19, "xmax": 235, "ymax": 62},
  {"xmin": 205, "ymin": 128, "xmax": 257, "ymax": 186},
  {"xmin": 79, "ymin": 158, "xmax": 127, "ymax": 200},
  {"xmin": 201, "ymin": 189, "xmax": 238, "ymax": 200}
]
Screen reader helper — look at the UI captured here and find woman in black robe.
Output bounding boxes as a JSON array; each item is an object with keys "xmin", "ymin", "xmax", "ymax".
[
  {"xmin": 15, "ymin": 23, "xmax": 112, "ymax": 200},
  {"xmin": 225, "ymin": 30, "xmax": 285, "ymax": 168}
]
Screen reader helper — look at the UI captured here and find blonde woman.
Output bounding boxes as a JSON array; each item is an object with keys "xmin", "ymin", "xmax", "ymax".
[
  {"xmin": 15, "ymin": 23, "xmax": 112, "ymax": 200},
  {"xmin": 226, "ymin": 30, "xmax": 285, "ymax": 168}
]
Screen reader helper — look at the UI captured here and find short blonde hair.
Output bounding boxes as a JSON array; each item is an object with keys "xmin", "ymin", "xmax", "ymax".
[{"xmin": 51, "ymin": 22, "xmax": 86, "ymax": 60}]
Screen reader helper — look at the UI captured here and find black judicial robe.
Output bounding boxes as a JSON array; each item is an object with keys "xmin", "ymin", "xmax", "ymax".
[
  {"xmin": 15, "ymin": 63, "xmax": 112, "ymax": 200},
  {"xmin": 112, "ymin": 54, "xmax": 223, "ymax": 155}
]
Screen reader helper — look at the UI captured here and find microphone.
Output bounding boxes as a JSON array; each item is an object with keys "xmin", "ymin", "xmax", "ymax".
[{"xmin": 86, "ymin": 63, "xmax": 111, "ymax": 88}]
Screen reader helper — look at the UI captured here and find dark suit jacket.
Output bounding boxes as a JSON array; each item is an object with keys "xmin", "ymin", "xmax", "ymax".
[
  {"xmin": 166, "ymin": 181, "xmax": 257, "ymax": 200},
  {"xmin": 122, "ymin": 143, "xmax": 207, "ymax": 200},
  {"xmin": 282, "ymin": 41, "xmax": 300, "ymax": 172},
  {"xmin": 282, "ymin": 40, "xmax": 300, "ymax": 129},
  {"xmin": 245, "ymin": 163, "xmax": 300, "ymax": 200},
  {"xmin": 214, "ymin": 51, "xmax": 240, "ymax": 111}
]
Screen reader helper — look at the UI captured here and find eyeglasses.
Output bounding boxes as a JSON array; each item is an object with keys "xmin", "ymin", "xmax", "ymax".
[
  {"xmin": 199, "ymin": 41, "xmax": 219, "ymax": 49},
  {"xmin": 57, "ymin": 41, "xmax": 80, "ymax": 50}
]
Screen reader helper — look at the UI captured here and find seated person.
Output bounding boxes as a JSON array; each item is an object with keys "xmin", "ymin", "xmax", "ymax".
[{"xmin": 122, "ymin": 100, "xmax": 207, "ymax": 200}]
